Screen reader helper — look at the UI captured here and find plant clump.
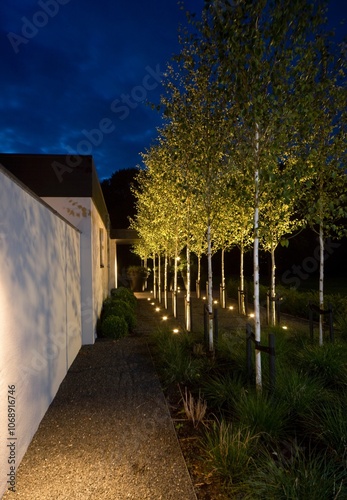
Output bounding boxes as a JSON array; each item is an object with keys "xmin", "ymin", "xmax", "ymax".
[
  {"xmin": 100, "ymin": 315, "xmax": 128, "ymax": 339},
  {"xmin": 98, "ymin": 287, "xmax": 137, "ymax": 339}
]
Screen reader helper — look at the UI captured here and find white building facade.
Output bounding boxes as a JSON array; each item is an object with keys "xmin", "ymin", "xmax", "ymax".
[{"xmin": 0, "ymin": 154, "xmax": 116, "ymax": 496}]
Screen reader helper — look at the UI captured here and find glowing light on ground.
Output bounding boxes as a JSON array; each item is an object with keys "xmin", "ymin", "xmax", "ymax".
[
  {"xmin": 155, "ymin": 307, "xmax": 160, "ymax": 312},
  {"xmin": 249, "ymin": 313, "xmax": 255, "ymax": 318},
  {"xmin": 173, "ymin": 328, "xmax": 179, "ymax": 334},
  {"xmin": 202, "ymin": 296, "xmax": 206, "ymax": 300},
  {"xmin": 213, "ymin": 300, "xmax": 218, "ymax": 304},
  {"xmin": 282, "ymin": 325, "xmax": 288, "ymax": 330},
  {"xmin": 229, "ymin": 306, "xmax": 234, "ymax": 310},
  {"xmin": 162, "ymin": 316, "xmax": 168, "ymax": 321}
]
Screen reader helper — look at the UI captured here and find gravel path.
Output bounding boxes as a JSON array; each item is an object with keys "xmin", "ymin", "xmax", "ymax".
[
  {"xmin": 3, "ymin": 290, "xmax": 307, "ymax": 499},
  {"xmin": 2, "ymin": 297, "xmax": 197, "ymax": 500}
]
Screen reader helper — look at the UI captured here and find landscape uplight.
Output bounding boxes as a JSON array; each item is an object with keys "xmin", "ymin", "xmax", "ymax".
[
  {"xmin": 229, "ymin": 305, "xmax": 234, "ymax": 310},
  {"xmin": 162, "ymin": 315, "xmax": 168, "ymax": 321},
  {"xmin": 173, "ymin": 328, "xmax": 179, "ymax": 334},
  {"xmin": 155, "ymin": 307, "xmax": 160, "ymax": 312},
  {"xmin": 282, "ymin": 325, "xmax": 288, "ymax": 330},
  {"xmin": 249, "ymin": 313, "xmax": 255, "ymax": 318}
]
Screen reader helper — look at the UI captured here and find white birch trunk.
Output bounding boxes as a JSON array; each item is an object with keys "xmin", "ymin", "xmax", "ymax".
[
  {"xmin": 158, "ymin": 253, "xmax": 161, "ymax": 304},
  {"xmin": 207, "ymin": 223, "xmax": 214, "ymax": 352},
  {"xmin": 164, "ymin": 251, "xmax": 168, "ymax": 309},
  {"xmin": 221, "ymin": 248, "xmax": 226, "ymax": 308},
  {"xmin": 240, "ymin": 242, "xmax": 245, "ymax": 315},
  {"xmin": 173, "ymin": 242, "xmax": 178, "ymax": 318},
  {"xmin": 270, "ymin": 244, "xmax": 276, "ymax": 326},
  {"xmin": 254, "ymin": 124, "xmax": 262, "ymax": 390},
  {"xmin": 319, "ymin": 223, "xmax": 324, "ymax": 346},
  {"xmin": 144, "ymin": 257, "xmax": 148, "ymax": 291},
  {"xmin": 196, "ymin": 255, "xmax": 201, "ymax": 298},
  {"xmin": 153, "ymin": 253, "xmax": 157, "ymax": 300},
  {"xmin": 186, "ymin": 244, "xmax": 191, "ymax": 331}
]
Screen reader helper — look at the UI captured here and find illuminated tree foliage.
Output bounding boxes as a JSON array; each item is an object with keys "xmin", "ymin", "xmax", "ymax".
[
  {"xmin": 132, "ymin": 0, "xmax": 346, "ymax": 385},
  {"xmin": 297, "ymin": 36, "xmax": 347, "ymax": 344}
]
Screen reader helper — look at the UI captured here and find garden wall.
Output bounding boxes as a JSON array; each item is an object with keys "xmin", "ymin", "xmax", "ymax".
[
  {"xmin": 41, "ymin": 196, "xmax": 111, "ymax": 344},
  {"xmin": 0, "ymin": 167, "xmax": 82, "ymax": 497}
]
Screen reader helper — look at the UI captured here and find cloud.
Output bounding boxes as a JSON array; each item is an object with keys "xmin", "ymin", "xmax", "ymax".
[{"xmin": 0, "ymin": 0, "xmax": 344, "ymax": 180}]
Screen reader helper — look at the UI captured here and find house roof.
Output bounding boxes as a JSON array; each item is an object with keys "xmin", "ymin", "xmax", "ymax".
[
  {"xmin": 110, "ymin": 228, "xmax": 139, "ymax": 244},
  {"xmin": 0, "ymin": 154, "xmax": 109, "ymax": 228}
]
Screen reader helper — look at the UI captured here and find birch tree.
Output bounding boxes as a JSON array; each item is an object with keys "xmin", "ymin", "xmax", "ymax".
[
  {"xmin": 298, "ymin": 36, "xmax": 347, "ymax": 344},
  {"xmin": 198, "ymin": 0, "xmax": 330, "ymax": 388}
]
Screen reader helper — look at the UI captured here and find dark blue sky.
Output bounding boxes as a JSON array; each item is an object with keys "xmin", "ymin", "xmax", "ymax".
[{"xmin": 0, "ymin": 1, "xmax": 346, "ymax": 180}]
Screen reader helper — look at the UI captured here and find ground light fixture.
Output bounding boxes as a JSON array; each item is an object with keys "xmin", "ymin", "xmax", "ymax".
[
  {"xmin": 249, "ymin": 313, "xmax": 255, "ymax": 318},
  {"xmin": 229, "ymin": 305, "xmax": 234, "ymax": 310},
  {"xmin": 213, "ymin": 300, "xmax": 218, "ymax": 304},
  {"xmin": 282, "ymin": 325, "xmax": 288, "ymax": 330},
  {"xmin": 162, "ymin": 315, "xmax": 168, "ymax": 321},
  {"xmin": 155, "ymin": 307, "xmax": 160, "ymax": 312},
  {"xmin": 173, "ymin": 328, "xmax": 179, "ymax": 334}
]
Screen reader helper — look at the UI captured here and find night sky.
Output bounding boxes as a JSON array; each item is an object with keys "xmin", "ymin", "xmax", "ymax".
[{"xmin": 0, "ymin": 1, "xmax": 346, "ymax": 180}]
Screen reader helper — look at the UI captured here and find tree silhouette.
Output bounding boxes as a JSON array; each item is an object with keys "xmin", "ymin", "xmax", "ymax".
[{"xmin": 101, "ymin": 168, "xmax": 139, "ymax": 229}]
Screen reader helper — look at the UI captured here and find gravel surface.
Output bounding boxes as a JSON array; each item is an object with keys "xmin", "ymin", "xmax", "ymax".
[
  {"xmin": 2, "ymin": 296, "xmax": 197, "ymax": 500},
  {"xmin": 3, "ymin": 290, "xmax": 303, "ymax": 499}
]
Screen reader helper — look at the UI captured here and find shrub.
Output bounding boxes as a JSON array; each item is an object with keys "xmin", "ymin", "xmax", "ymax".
[
  {"xmin": 110, "ymin": 286, "xmax": 137, "ymax": 309},
  {"xmin": 101, "ymin": 315, "xmax": 128, "ymax": 339},
  {"xmin": 103, "ymin": 299, "xmax": 136, "ymax": 331}
]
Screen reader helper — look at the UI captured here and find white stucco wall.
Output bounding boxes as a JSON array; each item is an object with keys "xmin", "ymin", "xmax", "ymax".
[
  {"xmin": 0, "ymin": 169, "xmax": 81, "ymax": 497},
  {"xmin": 41, "ymin": 197, "xmax": 111, "ymax": 344},
  {"xmin": 91, "ymin": 201, "xmax": 110, "ymax": 335}
]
